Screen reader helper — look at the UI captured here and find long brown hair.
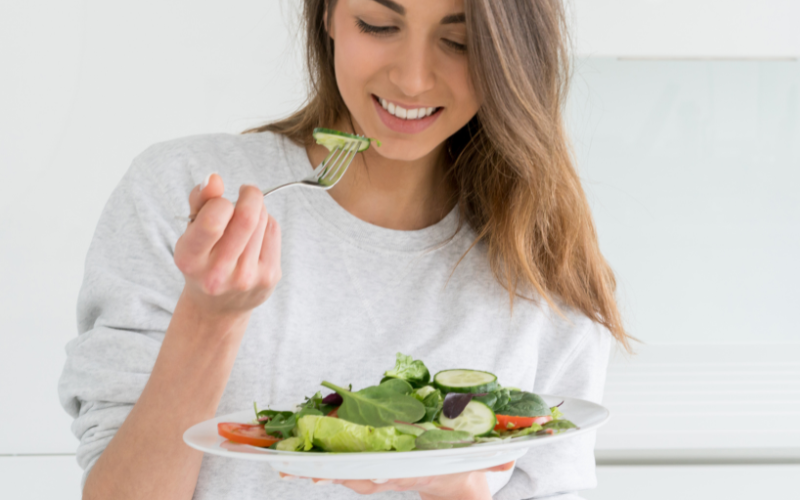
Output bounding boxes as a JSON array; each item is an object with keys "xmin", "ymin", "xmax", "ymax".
[{"xmin": 246, "ymin": 0, "xmax": 630, "ymax": 348}]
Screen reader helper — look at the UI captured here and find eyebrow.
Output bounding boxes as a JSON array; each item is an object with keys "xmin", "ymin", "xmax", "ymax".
[
  {"xmin": 441, "ymin": 13, "xmax": 466, "ymax": 25},
  {"xmin": 370, "ymin": 0, "xmax": 465, "ymax": 24},
  {"xmin": 372, "ymin": 0, "xmax": 405, "ymax": 15}
]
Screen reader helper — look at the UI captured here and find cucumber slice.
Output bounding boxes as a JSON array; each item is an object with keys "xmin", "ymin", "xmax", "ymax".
[
  {"xmin": 438, "ymin": 400, "xmax": 496, "ymax": 437},
  {"xmin": 312, "ymin": 127, "xmax": 377, "ymax": 152},
  {"xmin": 433, "ymin": 369, "xmax": 498, "ymax": 394}
]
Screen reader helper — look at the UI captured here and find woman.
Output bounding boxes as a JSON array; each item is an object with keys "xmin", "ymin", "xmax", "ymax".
[{"xmin": 59, "ymin": 0, "xmax": 628, "ymax": 499}]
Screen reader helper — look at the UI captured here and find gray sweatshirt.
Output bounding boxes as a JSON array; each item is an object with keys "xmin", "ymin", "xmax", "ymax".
[{"xmin": 58, "ymin": 131, "xmax": 612, "ymax": 500}]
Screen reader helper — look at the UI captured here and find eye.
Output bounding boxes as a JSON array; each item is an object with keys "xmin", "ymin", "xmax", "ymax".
[
  {"xmin": 355, "ymin": 18, "xmax": 398, "ymax": 36},
  {"xmin": 443, "ymin": 39, "xmax": 466, "ymax": 53}
]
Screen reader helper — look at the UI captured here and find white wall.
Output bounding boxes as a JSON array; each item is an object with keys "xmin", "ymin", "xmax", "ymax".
[
  {"xmin": 572, "ymin": 0, "xmax": 800, "ymax": 58},
  {"xmin": 1, "ymin": 1, "xmax": 798, "ymax": 499},
  {"xmin": 568, "ymin": 57, "xmax": 800, "ymax": 344},
  {"xmin": 0, "ymin": 0, "xmax": 308, "ymax": 460}
]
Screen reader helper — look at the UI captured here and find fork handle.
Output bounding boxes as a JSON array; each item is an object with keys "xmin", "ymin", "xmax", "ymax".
[{"xmin": 261, "ymin": 181, "xmax": 303, "ymax": 198}]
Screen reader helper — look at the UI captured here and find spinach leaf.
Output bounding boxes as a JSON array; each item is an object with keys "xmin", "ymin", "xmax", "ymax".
[
  {"xmin": 321, "ymin": 381, "xmax": 426, "ymax": 427},
  {"xmin": 495, "ymin": 391, "xmax": 551, "ymax": 417},
  {"xmin": 415, "ymin": 429, "xmax": 474, "ymax": 450},
  {"xmin": 419, "ymin": 388, "xmax": 444, "ymax": 423},
  {"xmin": 383, "ymin": 353, "xmax": 431, "ymax": 389},
  {"xmin": 263, "ymin": 408, "xmax": 322, "ymax": 438},
  {"xmin": 473, "ymin": 388, "xmax": 511, "ymax": 412},
  {"xmin": 379, "ymin": 378, "xmax": 413, "ymax": 395}
]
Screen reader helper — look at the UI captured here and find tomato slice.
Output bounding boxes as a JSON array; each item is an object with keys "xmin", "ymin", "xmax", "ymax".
[
  {"xmin": 494, "ymin": 414, "xmax": 553, "ymax": 432},
  {"xmin": 217, "ymin": 422, "xmax": 280, "ymax": 448}
]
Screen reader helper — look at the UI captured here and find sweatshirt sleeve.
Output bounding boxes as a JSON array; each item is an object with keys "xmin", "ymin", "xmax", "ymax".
[
  {"xmin": 57, "ymin": 143, "xmax": 193, "ymax": 485},
  {"xmin": 493, "ymin": 315, "xmax": 613, "ymax": 500}
]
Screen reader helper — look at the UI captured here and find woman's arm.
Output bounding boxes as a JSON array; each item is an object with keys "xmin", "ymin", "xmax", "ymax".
[
  {"xmin": 82, "ymin": 174, "xmax": 282, "ymax": 500},
  {"xmin": 82, "ymin": 298, "xmax": 250, "ymax": 500}
]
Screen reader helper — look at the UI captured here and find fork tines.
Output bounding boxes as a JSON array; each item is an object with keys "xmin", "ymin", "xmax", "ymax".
[{"xmin": 316, "ymin": 140, "xmax": 360, "ymax": 187}]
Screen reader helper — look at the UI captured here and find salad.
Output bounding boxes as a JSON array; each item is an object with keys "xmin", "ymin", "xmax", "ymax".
[{"xmin": 217, "ymin": 353, "xmax": 577, "ymax": 453}]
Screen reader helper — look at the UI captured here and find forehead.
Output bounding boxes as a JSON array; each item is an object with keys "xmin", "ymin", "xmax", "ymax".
[{"xmin": 351, "ymin": 0, "xmax": 465, "ymax": 17}]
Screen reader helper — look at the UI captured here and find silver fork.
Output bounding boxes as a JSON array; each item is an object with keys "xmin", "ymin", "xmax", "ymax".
[
  {"xmin": 261, "ymin": 138, "xmax": 361, "ymax": 197},
  {"xmin": 184, "ymin": 139, "xmax": 361, "ymax": 222}
]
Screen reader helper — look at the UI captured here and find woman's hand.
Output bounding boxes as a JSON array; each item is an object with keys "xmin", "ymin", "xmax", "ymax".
[
  {"xmin": 280, "ymin": 461, "xmax": 515, "ymax": 500},
  {"xmin": 173, "ymin": 173, "xmax": 282, "ymax": 321}
]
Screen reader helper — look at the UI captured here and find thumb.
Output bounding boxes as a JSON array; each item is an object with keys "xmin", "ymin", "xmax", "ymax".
[{"xmin": 189, "ymin": 173, "xmax": 225, "ymax": 217}]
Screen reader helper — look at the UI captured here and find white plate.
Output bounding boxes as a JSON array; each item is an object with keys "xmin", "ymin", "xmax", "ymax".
[{"xmin": 183, "ymin": 394, "xmax": 609, "ymax": 479}]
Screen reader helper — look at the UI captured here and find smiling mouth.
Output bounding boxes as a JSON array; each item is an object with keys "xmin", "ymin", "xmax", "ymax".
[{"xmin": 372, "ymin": 95, "xmax": 443, "ymax": 120}]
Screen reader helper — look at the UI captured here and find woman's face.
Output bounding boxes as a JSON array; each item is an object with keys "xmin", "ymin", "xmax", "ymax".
[{"xmin": 329, "ymin": 0, "xmax": 479, "ymax": 161}]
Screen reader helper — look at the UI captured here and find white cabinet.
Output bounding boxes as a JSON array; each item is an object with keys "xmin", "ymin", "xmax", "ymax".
[
  {"xmin": 0, "ymin": 456, "xmax": 82, "ymax": 500},
  {"xmin": 585, "ymin": 465, "xmax": 800, "ymax": 500},
  {"xmin": 573, "ymin": 0, "xmax": 800, "ymax": 58},
  {"xmin": 596, "ymin": 344, "xmax": 800, "ymax": 460}
]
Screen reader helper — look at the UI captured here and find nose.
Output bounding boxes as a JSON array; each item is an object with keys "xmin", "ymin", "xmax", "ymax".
[{"xmin": 388, "ymin": 38, "xmax": 436, "ymax": 97}]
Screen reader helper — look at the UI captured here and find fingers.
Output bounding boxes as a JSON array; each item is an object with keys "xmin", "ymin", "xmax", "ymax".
[
  {"xmin": 177, "ymin": 173, "xmax": 230, "ymax": 265},
  {"xmin": 484, "ymin": 460, "xmax": 515, "ymax": 472},
  {"xmin": 233, "ymin": 205, "xmax": 268, "ymax": 286},
  {"xmin": 280, "ymin": 461, "xmax": 515, "ymax": 493},
  {"xmin": 209, "ymin": 185, "xmax": 265, "ymax": 270},
  {"xmin": 189, "ymin": 173, "xmax": 224, "ymax": 216},
  {"xmin": 259, "ymin": 215, "xmax": 281, "ymax": 278},
  {"xmin": 175, "ymin": 197, "xmax": 234, "ymax": 274}
]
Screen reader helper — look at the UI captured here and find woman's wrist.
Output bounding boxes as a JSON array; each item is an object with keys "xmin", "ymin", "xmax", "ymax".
[{"xmin": 171, "ymin": 289, "xmax": 253, "ymax": 346}]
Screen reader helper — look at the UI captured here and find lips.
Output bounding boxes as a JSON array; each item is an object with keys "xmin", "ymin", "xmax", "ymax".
[{"xmin": 372, "ymin": 94, "xmax": 443, "ymax": 134}]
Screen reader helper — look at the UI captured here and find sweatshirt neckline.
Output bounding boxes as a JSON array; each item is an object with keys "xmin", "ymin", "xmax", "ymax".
[{"xmin": 278, "ymin": 135, "xmax": 463, "ymax": 253}]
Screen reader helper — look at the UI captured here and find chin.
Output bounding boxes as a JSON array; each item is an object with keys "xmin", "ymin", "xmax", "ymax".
[{"xmin": 370, "ymin": 142, "xmax": 438, "ymax": 162}]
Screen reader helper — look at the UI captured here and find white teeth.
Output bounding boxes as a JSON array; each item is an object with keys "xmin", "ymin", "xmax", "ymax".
[{"xmin": 377, "ymin": 96, "xmax": 437, "ymax": 120}]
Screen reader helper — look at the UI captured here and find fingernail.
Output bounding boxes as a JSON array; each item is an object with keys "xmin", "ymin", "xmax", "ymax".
[
  {"xmin": 313, "ymin": 479, "xmax": 333, "ymax": 485},
  {"xmin": 371, "ymin": 478, "xmax": 389, "ymax": 484},
  {"xmin": 200, "ymin": 172, "xmax": 216, "ymax": 190}
]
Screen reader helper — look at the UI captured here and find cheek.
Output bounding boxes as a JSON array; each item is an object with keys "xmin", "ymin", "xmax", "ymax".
[
  {"xmin": 333, "ymin": 32, "xmax": 386, "ymax": 107},
  {"xmin": 443, "ymin": 58, "xmax": 480, "ymax": 119}
]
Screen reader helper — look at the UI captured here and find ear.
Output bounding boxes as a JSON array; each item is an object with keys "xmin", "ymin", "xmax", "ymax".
[{"xmin": 324, "ymin": 0, "xmax": 335, "ymax": 40}]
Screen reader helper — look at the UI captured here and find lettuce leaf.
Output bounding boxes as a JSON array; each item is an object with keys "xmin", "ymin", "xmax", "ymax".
[{"xmin": 296, "ymin": 415, "xmax": 417, "ymax": 452}]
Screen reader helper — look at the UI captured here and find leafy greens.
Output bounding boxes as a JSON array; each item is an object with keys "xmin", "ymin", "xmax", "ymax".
[
  {"xmin": 321, "ymin": 380, "xmax": 426, "ymax": 427},
  {"xmin": 383, "ymin": 352, "xmax": 431, "ymax": 389}
]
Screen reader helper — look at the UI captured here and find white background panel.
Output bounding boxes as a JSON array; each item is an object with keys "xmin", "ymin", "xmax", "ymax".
[
  {"xmin": 0, "ymin": 0, "xmax": 307, "ymax": 454},
  {"xmin": 572, "ymin": 0, "xmax": 800, "ymax": 58},
  {"xmin": 567, "ymin": 58, "xmax": 800, "ymax": 345}
]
